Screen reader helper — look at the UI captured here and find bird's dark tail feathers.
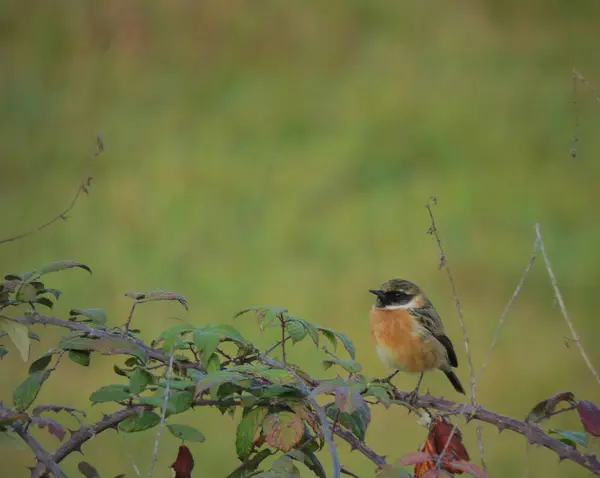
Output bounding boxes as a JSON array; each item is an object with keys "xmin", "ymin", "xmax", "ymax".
[{"xmin": 444, "ymin": 370, "xmax": 466, "ymax": 395}]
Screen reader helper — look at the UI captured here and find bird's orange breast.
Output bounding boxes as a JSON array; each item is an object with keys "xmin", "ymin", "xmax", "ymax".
[{"xmin": 370, "ymin": 308, "xmax": 446, "ymax": 373}]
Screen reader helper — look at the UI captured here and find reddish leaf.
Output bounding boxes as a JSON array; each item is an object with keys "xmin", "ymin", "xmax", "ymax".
[
  {"xmin": 526, "ymin": 392, "xmax": 576, "ymax": 423},
  {"xmin": 421, "ymin": 471, "xmax": 452, "ymax": 478},
  {"xmin": 32, "ymin": 417, "xmax": 66, "ymax": 441},
  {"xmin": 407, "ymin": 416, "xmax": 470, "ymax": 477},
  {"xmin": 262, "ymin": 412, "xmax": 304, "ymax": 452},
  {"xmin": 577, "ymin": 400, "xmax": 600, "ymax": 437},
  {"xmin": 171, "ymin": 445, "xmax": 194, "ymax": 478}
]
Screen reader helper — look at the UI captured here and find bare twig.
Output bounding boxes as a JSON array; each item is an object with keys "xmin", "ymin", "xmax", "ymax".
[
  {"xmin": 279, "ymin": 315, "xmax": 287, "ymax": 367},
  {"xmin": 573, "ymin": 69, "xmax": 600, "ymax": 106},
  {"xmin": 535, "ymin": 223, "xmax": 600, "ymax": 387},
  {"xmin": 148, "ymin": 350, "xmax": 175, "ymax": 478},
  {"xmin": 124, "ymin": 300, "xmax": 138, "ymax": 336},
  {"xmin": 0, "ymin": 135, "xmax": 103, "ymax": 245},
  {"xmin": 425, "ymin": 199, "xmax": 485, "ymax": 469},
  {"xmin": 475, "ymin": 238, "xmax": 539, "ymax": 384},
  {"xmin": 340, "ymin": 466, "xmax": 361, "ymax": 478}
]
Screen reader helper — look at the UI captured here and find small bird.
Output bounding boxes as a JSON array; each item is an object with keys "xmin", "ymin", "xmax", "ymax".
[{"xmin": 369, "ymin": 278, "xmax": 465, "ymax": 397}]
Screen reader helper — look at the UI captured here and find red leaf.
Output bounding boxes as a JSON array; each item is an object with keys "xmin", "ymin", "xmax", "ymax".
[
  {"xmin": 32, "ymin": 417, "xmax": 66, "ymax": 441},
  {"xmin": 171, "ymin": 445, "xmax": 194, "ymax": 478},
  {"xmin": 577, "ymin": 400, "xmax": 600, "ymax": 437},
  {"xmin": 398, "ymin": 451, "xmax": 433, "ymax": 466}
]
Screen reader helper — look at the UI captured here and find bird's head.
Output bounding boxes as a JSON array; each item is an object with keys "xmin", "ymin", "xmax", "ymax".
[{"xmin": 369, "ymin": 278, "xmax": 424, "ymax": 309}]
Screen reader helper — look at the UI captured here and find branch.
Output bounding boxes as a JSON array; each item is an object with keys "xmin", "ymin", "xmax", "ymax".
[
  {"xmin": 13, "ymin": 314, "xmax": 600, "ymax": 476},
  {"xmin": 0, "ymin": 134, "xmax": 103, "ymax": 245},
  {"xmin": 11, "ymin": 421, "xmax": 68, "ymax": 478},
  {"xmin": 535, "ymin": 223, "xmax": 600, "ymax": 387}
]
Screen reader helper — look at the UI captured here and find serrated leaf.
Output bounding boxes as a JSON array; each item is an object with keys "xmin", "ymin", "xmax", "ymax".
[
  {"xmin": 38, "ymin": 261, "xmax": 92, "ymax": 276},
  {"xmin": 263, "ymin": 454, "xmax": 301, "ymax": 477},
  {"xmin": 195, "ymin": 371, "xmax": 246, "ymax": 397},
  {"xmin": 366, "ymin": 383, "xmax": 393, "ymax": 408},
  {"xmin": 234, "ymin": 305, "xmax": 288, "ymax": 330},
  {"xmin": 129, "ymin": 368, "xmax": 154, "ymax": 395},
  {"xmin": 90, "ymin": 384, "xmax": 131, "ymax": 404},
  {"xmin": 318, "ymin": 327, "xmax": 355, "ymax": 359},
  {"xmin": 262, "ymin": 412, "xmax": 304, "ymax": 452},
  {"xmin": 137, "ymin": 396, "xmax": 177, "ymax": 414},
  {"xmin": 0, "ymin": 317, "xmax": 30, "ymax": 362},
  {"xmin": 119, "ymin": 411, "xmax": 161, "ymax": 433},
  {"xmin": 69, "ymin": 308, "xmax": 107, "ymax": 325},
  {"xmin": 29, "ymin": 353, "xmax": 54, "ymax": 374},
  {"xmin": 549, "ymin": 429, "xmax": 588, "ymax": 447},
  {"xmin": 58, "ymin": 336, "xmax": 148, "ymax": 363},
  {"xmin": 167, "ymin": 424, "xmax": 205, "ymax": 442},
  {"xmin": 68, "ymin": 350, "xmax": 91, "ymax": 367},
  {"xmin": 14, "ymin": 370, "xmax": 51, "ymax": 411},
  {"xmin": 321, "ymin": 358, "xmax": 362, "ymax": 374},
  {"xmin": 236, "ymin": 407, "xmax": 269, "ymax": 460},
  {"xmin": 286, "ymin": 320, "xmax": 308, "ymax": 343},
  {"xmin": 166, "ymin": 391, "xmax": 194, "ymax": 416},
  {"xmin": 194, "ymin": 330, "xmax": 222, "ymax": 366},
  {"xmin": 335, "ymin": 386, "xmax": 365, "ymax": 414},
  {"xmin": 16, "ymin": 283, "xmax": 37, "ymax": 302},
  {"xmin": 577, "ymin": 400, "xmax": 600, "ymax": 437},
  {"xmin": 375, "ymin": 464, "xmax": 413, "ymax": 478},
  {"xmin": 259, "ymin": 369, "xmax": 297, "ymax": 385}
]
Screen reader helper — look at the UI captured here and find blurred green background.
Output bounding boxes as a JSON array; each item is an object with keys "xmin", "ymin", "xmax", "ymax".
[{"xmin": 2, "ymin": 1, "xmax": 600, "ymax": 476}]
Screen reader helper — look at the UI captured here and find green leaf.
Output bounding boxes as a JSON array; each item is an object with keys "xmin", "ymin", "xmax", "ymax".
[
  {"xmin": 37, "ymin": 261, "xmax": 92, "ymax": 276},
  {"xmin": 68, "ymin": 350, "xmax": 91, "ymax": 367},
  {"xmin": 286, "ymin": 449, "xmax": 326, "ymax": 478},
  {"xmin": 34, "ymin": 297, "xmax": 54, "ymax": 309},
  {"xmin": 236, "ymin": 407, "xmax": 268, "ymax": 460},
  {"xmin": 335, "ymin": 386, "xmax": 365, "ymax": 414},
  {"xmin": 375, "ymin": 465, "xmax": 413, "ymax": 478},
  {"xmin": 286, "ymin": 320, "xmax": 307, "ymax": 343},
  {"xmin": 365, "ymin": 383, "xmax": 394, "ymax": 408},
  {"xmin": 137, "ymin": 396, "xmax": 177, "ymax": 414},
  {"xmin": 167, "ymin": 424, "xmax": 205, "ymax": 442},
  {"xmin": 0, "ymin": 346, "xmax": 8, "ymax": 359},
  {"xmin": 195, "ymin": 371, "xmax": 246, "ymax": 397},
  {"xmin": 549, "ymin": 429, "xmax": 588, "ymax": 447},
  {"xmin": 4, "ymin": 271, "xmax": 36, "ymax": 282},
  {"xmin": 262, "ymin": 412, "xmax": 304, "ymax": 452},
  {"xmin": 203, "ymin": 324, "xmax": 248, "ymax": 344},
  {"xmin": 194, "ymin": 330, "xmax": 222, "ymax": 366},
  {"xmin": 0, "ymin": 317, "xmax": 30, "ymax": 362},
  {"xmin": 69, "ymin": 308, "xmax": 107, "ymax": 325},
  {"xmin": 129, "ymin": 368, "xmax": 154, "ymax": 395},
  {"xmin": 234, "ymin": 305, "xmax": 288, "ymax": 329},
  {"xmin": 326, "ymin": 399, "xmax": 371, "ymax": 441},
  {"xmin": 259, "ymin": 369, "xmax": 297, "ymax": 386},
  {"xmin": 137, "ymin": 290, "xmax": 188, "ymax": 310},
  {"xmin": 166, "ymin": 391, "xmax": 194, "ymax": 416},
  {"xmin": 119, "ymin": 411, "xmax": 161, "ymax": 433},
  {"xmin": 158, "ymin": 324, "xmax": 195, "ymax": 340},
  {"xmin": 58, "ymin": 336, "xmax": 148, "ymax": 363},
  {"xmin": 318, "ymin": 327, "xmax": 355, "ymax": 359},
  {"xmin": 90, "ymin": 384, "xmax": 131, "ymax": 404},
  {"xmin": 206, "ymin": 353, "xmax": 221, "ymax": 373},
  {"xmin": 16, "ymin": 283, "xmax": 37, "ymax": 302},
  {"xmin": 321, "ymin": 358, "xmax": 362, "ymax": 374},
  {"xmin": 29, "ymin": 353, "xmax": 54, "ymax": 374},
  {"xmin": 261, "ymin": 454, "xmax": 301, "ymax": 477},
  {"xmin": 14, "ymin": 370, "xmax": 51, "ymax": 411}
]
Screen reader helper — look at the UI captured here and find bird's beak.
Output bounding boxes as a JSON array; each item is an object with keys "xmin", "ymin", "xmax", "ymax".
[{"xmin": 369, "ymin": 289, "xmax": 386, "ymax": 300}]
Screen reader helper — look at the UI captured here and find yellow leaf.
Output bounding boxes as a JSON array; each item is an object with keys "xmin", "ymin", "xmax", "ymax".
[{"xmin": 0, "ymin": 317, "xmax": 30, "ymax": 362}]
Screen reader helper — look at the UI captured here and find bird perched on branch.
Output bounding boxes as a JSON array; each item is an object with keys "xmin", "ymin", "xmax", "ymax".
[{"xmin": 369, "ymin": 278, "xmax": 465, "ymax": 399}]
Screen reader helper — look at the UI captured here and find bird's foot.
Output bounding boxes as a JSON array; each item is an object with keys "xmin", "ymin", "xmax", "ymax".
[{"xmin": 374, "ymin": 370, "xmax": 399, "ymax": 384}]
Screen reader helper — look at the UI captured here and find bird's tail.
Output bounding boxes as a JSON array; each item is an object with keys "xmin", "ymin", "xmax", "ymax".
[{"xmin": 444, "ymin": 370, "xmax": 466, "ymax": 395}]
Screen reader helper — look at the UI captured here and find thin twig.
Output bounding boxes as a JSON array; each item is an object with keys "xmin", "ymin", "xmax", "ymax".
[
  {"xmin": 475, "ymin": 238, "xmax": 539, "ymax": 384},
  {"xmin": 573, "ymin": 69, "xmax": 600, "ymax": 105},
  {"xmin": 425, "ymin": 199, "xmax": 485, "ymax": 469},
  {"xmin": 0, "ymin": 135, "xmax": 103, "ymax": 245},
  {"xmin": 124, "ymin": 301, "xmax": 138, "ymax": 336},
  {"xmin": 148, "ymin": 350, "xmax": 175, "ymax": 478},
  {"xmin": 279, "ymin": 315, "xmax": 287, "ymax": 367},
  {"xmin": 535, "ymin": 223, "xmax": 600, "ymax": 387}
]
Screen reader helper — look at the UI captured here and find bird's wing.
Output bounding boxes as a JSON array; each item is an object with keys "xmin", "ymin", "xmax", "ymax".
[{"xmin": 410, "ymin": 307, "xmax": 459, "ymax": 368}]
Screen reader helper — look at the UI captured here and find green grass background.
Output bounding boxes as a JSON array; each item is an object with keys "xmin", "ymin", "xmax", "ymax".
[{"xmin": 1, "ymin": 1, "xmax": 600, "ymax": 476}]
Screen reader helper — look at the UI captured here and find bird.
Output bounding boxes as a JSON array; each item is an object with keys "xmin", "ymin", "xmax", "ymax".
[{"xmin": 369, "ymin": 278, "xmax": 465, "ymax": 399}]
